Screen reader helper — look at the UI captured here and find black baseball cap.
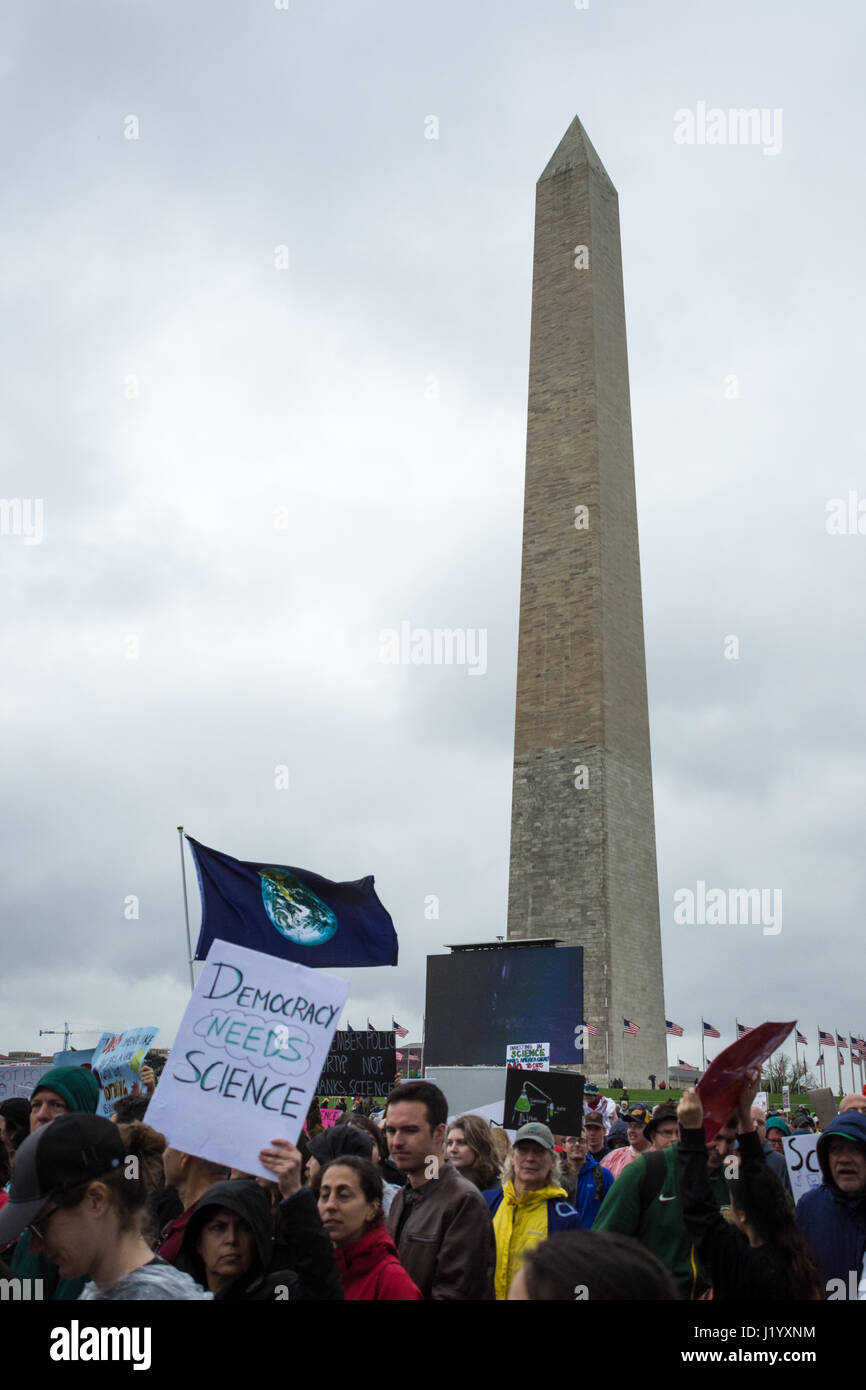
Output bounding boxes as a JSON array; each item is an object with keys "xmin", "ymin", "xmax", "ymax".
[{"xmin": 0, "ymin": 1112, "xmax": 125, "ymax": 1245}]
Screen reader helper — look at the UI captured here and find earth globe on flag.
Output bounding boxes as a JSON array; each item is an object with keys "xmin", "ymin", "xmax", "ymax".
[{"xmin": 259, "ymin": 869, "xmax": 339, "ymax": 947}]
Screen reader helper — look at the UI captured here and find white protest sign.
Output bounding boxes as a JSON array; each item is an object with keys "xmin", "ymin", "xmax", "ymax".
[
  {"xmin": 781, "ymin": 1085, "xmax": 791, "ymax": 1112},
  {"xmin": 506, "ymin": 1042, "xmax": 550, "ymax": 1071},
  {"xmin": 0, "ymin": 1063, "xmax": 50, "ymax": 1099},
  {"xmin": 754, "ymin": 1091, "xmax": 769, "ymax": 1114},
  {"xmin": 90, "ymin": 1026, "xmax": 159, "ymax": 1118},
  {"xmin": 782, "ymin": 1131, "xmax": 822, "ymax": 1205},
  {"xmin": 146, "ymin": 939, "xmax": 348, "ymax": 1179}
]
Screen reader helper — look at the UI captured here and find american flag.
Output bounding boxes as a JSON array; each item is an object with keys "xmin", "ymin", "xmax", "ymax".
[
  {"xmin": 796, "ymin": 1030, "xmax": 808, "ymax": 1046},
  {"xmin": 395, "ymin": 1051, "xmax": 403, "ymax": 1061},
  {"xmin": 737, "ymin": 1022, "xmax": 752, "ymax": 1037},
  {"xmin": 678, "ymin": 1058, "xmax": 697, "ymax": 1070},
  {"xmin": 666, "ymin": 1020, "xmax": 684, "ymax": 1037},
  {"xmin": 836, "ymin": 1033, "xmax": 847, "ymax": 1048},
  {"xmin": 408, "ymin": 1052, "xmax": 419, "ymax": 1062},
  {"xmin": 703, "ymin": 1020, "xmax": 720, "ymax": 1039},
  {"xmin": 623, "ymin": 1018, "xmax": 640, "ymax": 1036},
  {"xmin": 392, "ymin": 1018, "xmax": 409, "ymax": 1038},
  {"xmin": 818, "ymin": 1030, "xmax": 834, "ymax": 1046},
  {"xmin": 816, "ymin": 1052, "xmax": 825, "ymax": 1067},
  {"xmin": 839, "ymin": 1051, "xmax": 845, "ymax": 1067},
  {"xmin": 367, "ymin": 1019, "xmax": 376, "ymax": 1032},
  {"xmin": 582, "ymin": 1021, "xmax": 598, "ymax": 1037},
  {"xmin": 345, "ymin": 1020, "xmax": 355, "ymax": 1032}
]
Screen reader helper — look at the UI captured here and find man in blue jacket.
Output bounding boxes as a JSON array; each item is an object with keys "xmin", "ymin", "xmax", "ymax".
[
  {"xmin": 562, "ymin": 1128, "xmax": 614, "ymax": 1226},
  {"xmin": 795, "ymin": 1109, "xmax": 866, "ymax": 1299}
]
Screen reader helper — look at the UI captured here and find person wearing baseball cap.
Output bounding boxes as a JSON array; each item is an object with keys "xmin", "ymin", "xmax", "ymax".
[
  {"xmin": 8, "ymin": 1065, "xmax": 101, "ymax": 1299},
  {"xmin": 582, "ymin": 1110, "xmax": 609, "ymax": 1160},
  {"xmin": 602, "ymin": 1105, "xmax": 652, "ymax": 1179},
  {"xmin": 0, "ymin": 1113, "xmax": 211, "ymax": 1299},
  {"xmin": 795, "ymin": 1107, "xmax": 866, "ymax": 1297},
  {"xmin": 483, "ymin": 1122, "xmax": 582, "ymax": 1299}
]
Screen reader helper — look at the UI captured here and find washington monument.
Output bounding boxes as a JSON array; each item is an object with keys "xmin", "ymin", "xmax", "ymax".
[{"xmin": 507, "ymin": 117, "xmax": 666, "ymax": 1088}]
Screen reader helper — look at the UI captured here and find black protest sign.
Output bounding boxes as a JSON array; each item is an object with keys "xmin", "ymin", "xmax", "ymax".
[
  {"xmin": 317, "ymin": 1030, "xmax": 398, "ymax": 1098},
  {"xmin": 505, "ymin": 1069, "xmax": 585, "ymax": 1134}
]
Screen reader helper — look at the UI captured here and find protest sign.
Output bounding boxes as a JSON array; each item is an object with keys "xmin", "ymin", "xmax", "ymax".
[
  {"xmin": 696, "ymin": 1021, "xmax": 795, "ymax": 1141},
  {"xmin": 146, "ymin": 938, "xmax": 348, "ymax": 1179},
  {"xmin": 504, "ymin": 1069, "xmax": 584, "ymax": 1134},
  {"xmin": 53, "ymin": 1049, "xmax": 94, "ymax": 1070},
  {"xmin": 781, "ymin": 1085, "xmax": 791, "ymax": 1112},
  {"xmin": 807, "ymin": 1088, "xmax": 838, "ymax": 1130},
  {"xmin": 506, "ymin": 1042, "xmax": 550, "ymax": 1071},
  {"xmin": 782, "ymin": 1132, "xmax": 822, "ymax": 1205},
  {"xmin": 0, "ymin": 1063, "xmax": 50, "ymax": 1100},
  {"xmin": 753, "ymin": 1091, "xmax": 768, "ymax": 1114},
  {"xmin": 317, "ymin": 1030, "xmax": 397, "ymax": 1098},
  {"xmin": 90, "ymin": 1027, "xmax": 159, "ymax": 1119},
  {"xmin": 319, "ymin": 1108, "xmax": 341, "ymax": 1128}
]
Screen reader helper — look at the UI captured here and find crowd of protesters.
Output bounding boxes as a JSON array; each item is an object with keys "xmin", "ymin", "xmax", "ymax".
[{"xmin": 0, "ymin": 1066, "xmax": 865, "ymax": 1301}]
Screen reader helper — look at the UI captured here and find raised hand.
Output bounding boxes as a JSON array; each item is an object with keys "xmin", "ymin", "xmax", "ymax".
[
  {"xmin": 258, "ymin": 1138, "xmax": 303, "ymax": 1199},
  {"xmin": 677, "ymin": 1087, "xmax": 703, "ymax": 1129}
]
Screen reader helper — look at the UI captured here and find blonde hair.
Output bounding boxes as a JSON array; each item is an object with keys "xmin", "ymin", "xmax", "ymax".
[{"xmin": 502, "ymin": 1144, "xmax": 562, "ymax": 1189}]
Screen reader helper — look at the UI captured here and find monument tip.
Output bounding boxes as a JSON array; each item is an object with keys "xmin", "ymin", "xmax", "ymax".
[{"xmin": 539, "ymin": 115, "xmax": 614, "ymax": 187}]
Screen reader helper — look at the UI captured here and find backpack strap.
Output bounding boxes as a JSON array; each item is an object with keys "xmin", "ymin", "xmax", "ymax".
[
  {"xmin": 592, "ymin": 1165, "xmax": 605, "ymax": 1201},
  {"xmin": 638, "ymin": 1149, "xmax": 668, "ymax": 1213}
]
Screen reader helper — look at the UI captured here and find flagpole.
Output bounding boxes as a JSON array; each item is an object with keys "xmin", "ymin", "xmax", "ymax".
[
  {"xmin": 177, "ymin": 825, "xmax": 195, "ymax": 991},
  {"xmin": 850, "ymin": 1036, "xmax": 855, "ymax": 1094},
  {"xmin": 701, "ymin": 1024, "xmax": 706, "ymax": 1075},
  {"xmin": 836, "ymin": 1030, "xmax": 843, "ymax": 1097},
  {"xmin": 419, "ymin": 1013, "xmax": 425, "ymax": 1078}
]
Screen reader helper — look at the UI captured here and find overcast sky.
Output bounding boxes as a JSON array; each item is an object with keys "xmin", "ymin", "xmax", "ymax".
[{"xmin": 2, "ymin": 0, "xmax": 864, "ymax": 1084}]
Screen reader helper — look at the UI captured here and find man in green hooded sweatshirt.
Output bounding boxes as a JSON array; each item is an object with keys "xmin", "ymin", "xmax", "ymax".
[{"xmin": 11, "ymin": 1065, "xmax": 100, "ymax": 1299}]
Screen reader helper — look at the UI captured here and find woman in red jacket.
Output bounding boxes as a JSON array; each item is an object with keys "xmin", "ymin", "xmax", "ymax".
[{"xmin": 317, "ymin": 1156, "xmax": 422, "ymax": 1301}]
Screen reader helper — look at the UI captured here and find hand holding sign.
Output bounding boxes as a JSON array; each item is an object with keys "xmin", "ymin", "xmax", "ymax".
[
  {"xmin": 697, "ymin": 1021, "xmax": 795, "ymax": 1141},
  {"xmin": 258, "ymin": 1137, "xmax": 303, "ymax": 1200},
  {"xmin": 677, "ymin": 1088, "xmax": 703, "ymax": 1128}
]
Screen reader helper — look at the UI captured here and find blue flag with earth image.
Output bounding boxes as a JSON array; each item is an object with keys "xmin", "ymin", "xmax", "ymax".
[{"xmin": 187, "ymin": 837, "xmax": 398, "ymax": 968}]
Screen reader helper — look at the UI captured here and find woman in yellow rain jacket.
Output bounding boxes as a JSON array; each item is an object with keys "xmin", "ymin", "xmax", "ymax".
[{"xmin": 483, "ymin": 1122, "xmax": 582, "ymax": 1299}]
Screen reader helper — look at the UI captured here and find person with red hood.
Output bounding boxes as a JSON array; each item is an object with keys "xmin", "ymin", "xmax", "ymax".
[{"xmin": 318, "ymin": 1155, "xmax": 422, "ymax": 1300}]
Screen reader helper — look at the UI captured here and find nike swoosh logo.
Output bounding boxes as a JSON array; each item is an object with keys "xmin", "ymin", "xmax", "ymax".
[{"xmin": 658, "ymin": 1195, "xmax": 677, "ymax": 1202}]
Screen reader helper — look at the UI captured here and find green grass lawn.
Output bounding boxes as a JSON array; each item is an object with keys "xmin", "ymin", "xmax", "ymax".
[{"xmin": 601, "ymin": 1089, "xmax": 811, "ymax": 1110}]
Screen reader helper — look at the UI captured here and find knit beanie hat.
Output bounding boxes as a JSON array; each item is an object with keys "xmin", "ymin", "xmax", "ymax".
[
  {"xmin": 31, "ymin": 1066, "xmax": 100, "ymax": 1115},
  {"xmin": 307, "ymin": 1125, "xmax": 374, "ymax": 1165}
]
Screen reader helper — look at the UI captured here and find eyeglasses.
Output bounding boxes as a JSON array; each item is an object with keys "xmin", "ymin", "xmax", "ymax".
[{"xmin": 28, "ymin": 1202, "xmax": 58, "ymax": 1241}]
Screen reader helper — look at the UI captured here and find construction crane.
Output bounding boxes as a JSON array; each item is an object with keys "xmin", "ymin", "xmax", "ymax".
[{"xmin": 38, "ymin": 1024, "xmax": 103, "ymax": 1052}]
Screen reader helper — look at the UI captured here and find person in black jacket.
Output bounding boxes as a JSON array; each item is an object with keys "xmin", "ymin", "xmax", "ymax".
[
  {"xmin": 677, "ymin": 1074, "xmax": 820, "ymax": 1301},
  {"xmin": 179, "ymin": 1177, "xmax": 343, "ymax": 1300}
]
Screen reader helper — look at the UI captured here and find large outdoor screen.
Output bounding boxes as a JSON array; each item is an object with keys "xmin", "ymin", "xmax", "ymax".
[{"xmin": 424, "ymin": 946, "xmax": 584, "ymax": 1066}]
